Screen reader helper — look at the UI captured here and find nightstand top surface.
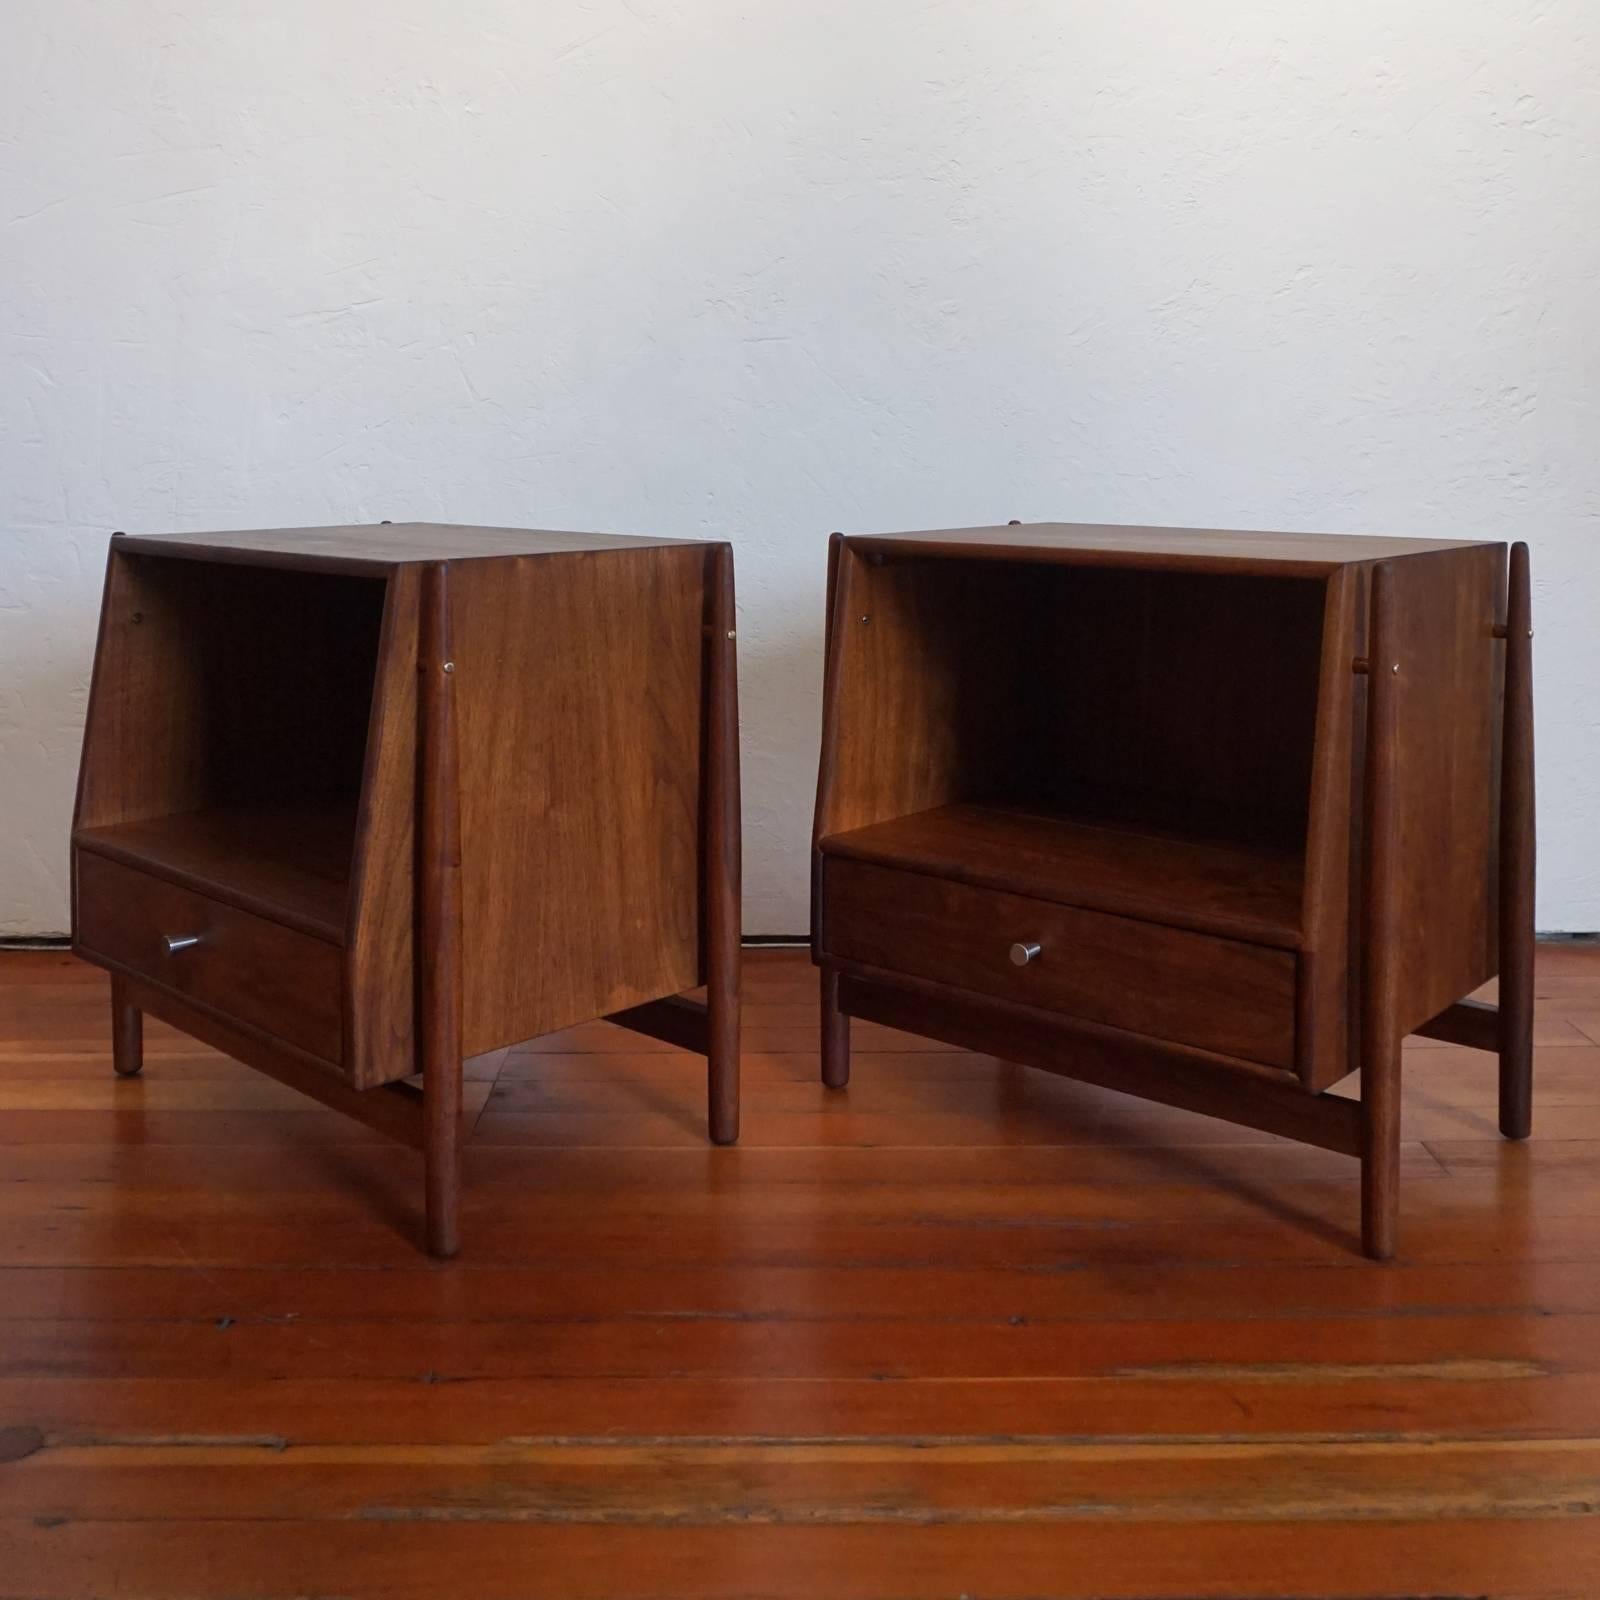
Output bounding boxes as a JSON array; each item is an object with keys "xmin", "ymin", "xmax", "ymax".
[
  {"xmin": 844, "ymin": 522, "xmax": 1502, "ymax": 575},
  {"xmin": 114, "ymin": 523, "xmax": 710, "ymax": 570}
]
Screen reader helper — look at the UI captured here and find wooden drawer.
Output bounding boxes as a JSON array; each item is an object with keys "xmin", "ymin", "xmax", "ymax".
[
  {"xmin": 76, "ymin": 851, "xmax": 344, "ymax": 1066},
  {"xmin": 822, "ymin": 858, "xmax": 1296, "ymax": 1069}
]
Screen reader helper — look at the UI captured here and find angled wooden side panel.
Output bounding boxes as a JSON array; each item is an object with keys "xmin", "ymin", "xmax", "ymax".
[
  {"xmin": 73, "ymin": 544, "xmax": 212, "ymax": 834},
  {"xmin": 346, "ymin": 568, "xmax": 419, "ymax": 1088},
  {"xmin": 811, "ymin": 532, "xmax": 848, "ymax": 961},
  {"xmin": 819, "ymin": 546, "xmax": 1027, "ymax": 839},
  {"xmin": 1382, "ymin": 545, "xmax": 1505, "ymax": 1034},
  {"xmin": 1298, "ymin": 567, "xmax": 1359, "ymax": 1090},
  {"xmin": 453, "ymin": 546, "xmax": 705, "ymax": 1055}
]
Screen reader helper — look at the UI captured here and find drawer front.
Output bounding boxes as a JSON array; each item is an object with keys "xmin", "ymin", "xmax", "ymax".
[
  {"xmin": 823, "ymin": 858, "xmax": 1295, "ymax": 1069},
  {"xmin": 76, "ymin": 851, "xmax": 344, "ymax": 1065}
]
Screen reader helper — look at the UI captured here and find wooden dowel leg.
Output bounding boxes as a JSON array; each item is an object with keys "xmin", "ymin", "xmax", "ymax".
[
  {"xmin": 110, "ymin": 973, "xmax": 143, "ymax": 1078},
  {"xmin": 1361, "ymin": 1032, "xmax": 1402, "ymax": 1261},
  {"xmin": 1360, "ymin": 563, "xmax": 1402, "ymax": 1261},
  {"xmin": 1498, "ymin": 540, "xmax": 1535, "ymax": 1140},
  {"xmin": 821, "ymin": 968, "xmax": 850, "ymax": 1089},
  {"xmin": 705, "ymin": 543, "xmax": 741, "ymax": 1147},
  {"xmin": 424, "ymin": 1043, "xmax": 462, "ymax": 1260},
  {"xmin": 419, "ymin": 562, "xmax": 464, "ymax": 1260}
]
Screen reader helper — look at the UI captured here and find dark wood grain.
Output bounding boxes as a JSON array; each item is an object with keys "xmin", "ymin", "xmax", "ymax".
[
  {"xmin": 74, "ymin": 552, "xmax": 385, "ymax": 830},
  {"xmin": 824, "ymin": 859, "xmax": 1297, "ymax": 1069},
  {"xmin": 113, "ymin": 971, "xmax": 426, "ymax": 1150},
  {"xmin": 1359, "ymin": 564, "xmax": 1403, "ymax": 1260},
  {"xmin": 1499, "ymin": 541, "xmax": 1536, "ymax": 1138},
  {"xmin": 419, "ymin": 564, "xmax": 464, "ymax": 1260},
  {"xmin": 1297, "ymin": 564, "xmax": 1360, "ymax": 1089},
  {"xmin": 344, "ymin": 566, "xmax": 420, "ymax": 1088},
  {"xmin": 1379, "ymin": 545, "xmax": 1504, "ymax": 1035},
  {"xmin": 820, "ymin": 968, "xmax": 849, "ymax": 1089},
  {"xmin": 824, "ymin": 804, "xmax": 1304, "ymax": 948},
  {"xmin": 452, "ymin": 546, "xmax": 705, "ymax": 1055},
  {"xmin": 704, "ymin": 543, "xmax": 742, "ymax": 1146},
  {"xmin": 76, "ymin": 853, "xmax": 343, "ymax": 1065},
  {"xmin": 76, "ymin": 807, "xmax": 353, "ymax": 943},
  {"xmin": 109, "ymin": 973, "xmax": 141, "ymax": 1079},
  {"xmin": 836, "ymin": 968, "xmax": 1361, "ymax": 1156},
  {"xmin": 1414, "ymin": 997, "xmax": 1500, "ymax": 1052}
]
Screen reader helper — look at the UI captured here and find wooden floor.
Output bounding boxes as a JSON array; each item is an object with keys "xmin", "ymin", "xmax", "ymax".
[{"xmin": 3, "ymin": 946, "xmax": 1600, "ymax": 1598}]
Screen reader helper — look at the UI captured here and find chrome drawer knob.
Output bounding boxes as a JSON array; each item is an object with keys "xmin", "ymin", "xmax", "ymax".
[
  {"xmin": 1009, "ymin": 941, "xmax": 1042, "ymax": 967},
  {"xmin": 163, "ymin": 934, "xmax": 201, "ymax": 955}
]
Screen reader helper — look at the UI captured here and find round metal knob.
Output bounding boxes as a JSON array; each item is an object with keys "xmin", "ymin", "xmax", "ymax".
[
  {"xmin": 1009, "ymin": 941, "xmax": 1041, "ymax": 967},
  {"xmin": 163, "ymin": 935, "xmax": 201, "ymax": 955}
]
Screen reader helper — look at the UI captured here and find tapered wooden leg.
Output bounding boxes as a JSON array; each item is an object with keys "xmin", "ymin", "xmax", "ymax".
[
  {"xmin": 110, "ymin": 973, "xmax": 143, "ymax": 1078},
  {"xmin": 1498, "ymin": 541, "xmax": 1535, "ymax": 1140},
  {"xmin": 424, "ymin": 1043, "xmax": 462, "ymax": 1260},
  {"xmin": 821, "ymin": 968, "xmax": 850, "ymax": 1089},
  {"xmin": 419, "ymin": 562, "xmax": 464, "ymax": 1260},
  {"xmin": 705, "ymin": 543, "xmax": 741, "ymax": 1147},
  {"xmin": 1359, "ymin": 563, "xmax": 1402, "ymax": 1261},
  {"xmin": 1361, "ymin": 1029, "xmax": 1402, "ymax": 1261}
]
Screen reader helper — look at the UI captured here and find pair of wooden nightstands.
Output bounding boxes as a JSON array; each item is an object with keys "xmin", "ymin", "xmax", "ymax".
[{"xmin": 72, "ymin": 521, "xmax": 1533, "ymax": 1260}]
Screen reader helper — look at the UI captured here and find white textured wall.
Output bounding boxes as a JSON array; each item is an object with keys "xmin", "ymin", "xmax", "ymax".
[{"xmin": 3, "ymin": 0, "xmax": 1596, "ymax": 936}]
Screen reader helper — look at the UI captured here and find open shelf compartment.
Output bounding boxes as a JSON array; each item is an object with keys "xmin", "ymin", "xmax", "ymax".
[
  {"xmin": 73, "ymin": 552, "xmax": 389, "ymax": 942},
  {"xmin": 816, "ymin": 553, "xmax": 1333, "ymax": 951}
]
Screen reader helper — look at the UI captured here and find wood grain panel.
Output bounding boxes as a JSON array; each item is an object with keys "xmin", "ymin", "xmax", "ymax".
[
  {"xmin": 453, "ymin": 547, "xmax": 706, "ymax": 1054},
  {"xmin": 823, "ymin": 803, "xmax": 1304, "ymax": 948},
  {"xmin": 345, "ymin": 567, "xmax": 419, "ymax": 1088},
  {"xmin": 1382, "ymin": 544, "xmax": 1505, "ymax": 1032},
  {"xmin": 75, "ymin": 855, "xmax": 342, "ymax": 1064},
  {"xmin": 824, "ymin": 858, "xmax": 1297, "ymax": 1069}
]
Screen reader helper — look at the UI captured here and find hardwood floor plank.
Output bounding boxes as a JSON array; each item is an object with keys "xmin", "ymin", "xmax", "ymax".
[
  {"xmin": 2, "ymin": 1518, "xmax": 1597, "ymax": 1600},
  {"xmin": 1, "ymin": 944, "xmax": 1597, "ymax": 1599}
]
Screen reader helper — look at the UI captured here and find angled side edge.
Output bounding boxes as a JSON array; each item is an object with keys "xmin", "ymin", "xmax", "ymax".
[{"xmin": 345, "ymin": 567, "xmax": 421, "ymax": 1088}]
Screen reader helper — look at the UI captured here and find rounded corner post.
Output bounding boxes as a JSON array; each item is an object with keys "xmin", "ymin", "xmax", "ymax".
[
  {"xmin": 1498, "ymin": 540, "xmax": 1535, "ymax": 1139},
  {"xmin": 110, "ymin": 974, "xmax": 143, "ymax": 1078},
  {"xmin": 1360, "ymin": 561, "xmax": 1403, "ymax": 1260},
  {"xmin": 706, "ymin": 542, "xmax": 742, "ymax": 1146},
  {"xmin": 419, "ymin": 561, "xmax": 464, "ymax": 1258}
]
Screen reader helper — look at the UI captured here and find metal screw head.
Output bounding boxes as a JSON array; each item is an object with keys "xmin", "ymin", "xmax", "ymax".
[
  {"xmin": 726, "ymin": 629, "xmax": 736, "ymax": 640},
  {"xmin": 442, "ymin": 661, "xmax": 455, "ymax": 674},
  {"xmin": 859, "ymin": 614, "xmax": 870, "ymax": 625},
  {"xmin": 1391, "ymin": 662, "xmax": 1400, "ymax": 674}
]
